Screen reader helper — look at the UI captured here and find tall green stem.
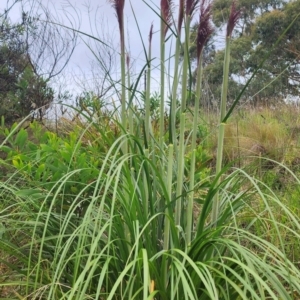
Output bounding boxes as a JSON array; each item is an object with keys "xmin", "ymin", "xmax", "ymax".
[
  {"xmin": 120, "ymin": 21, "xmax": 127, "ymax": 155},
  {"xmin": 186, "ymin": 54, "xmax": 203, "ymax": 245},
  {"xmin": 220, "ymin": 38, "xmax": 231, "ymax": 121},
  {"xmin": 163, "ymin": 144, "xmax": 174, "ymax": 251},
  {"xmin": 181, "ymin": 16, "xmax": 191, "ymax": 112},
  {"xmin": 160, "ymin": 16, "xmax": 166, "ymax": 151},
  {"xmin": 145, "ymin": 37, "xmax": 152, "ymax": 147},
  {"xmin": 163, "ymin": 144, "xmax": 173, "ymax": 286},
  {"xmin": 143, "ymin": 149, "xmax": 149, "ymax": 218},
  {"xmin": 171, "ymin": 12, "xmax": 184, "ymax": 229},
  {"xmin": 175, "ymin": 112, "xmax": 185, "ymax": 227},
  {"xmin": 127, "ymin": 59, "xmax": 133, "ymax": 138},
  {"xmin": 175, "ymin": 15, "xmax": 192, "ymax": 229},
  {"xmin": 212, "ymin": 37, "xmax": 231, "ymax": 224},
  {"xmin": 170, "ymin": 37, "xmax": 180, "ymax": 148}
]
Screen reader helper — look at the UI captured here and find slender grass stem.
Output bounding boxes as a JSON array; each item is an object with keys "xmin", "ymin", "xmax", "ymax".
[
  {"xmin": 127, "ymin": 55, "xmax": 133, "ymax": 138},
  {"xmin": 220, "ymin": 38, "xmax": 231, "ymax": 121},
  {"xmin": 120, "ymin": 29, "xmax": 127, "ymax": 154},
  {"xmin": 181, "ymin": 16, "xmax": 192, "ymax": 112},
  {"xmin": 163, "ymin": 143, "xmax": 173, "ymax": 288},
  {"xmin": 160, "ymin": 14, "xmax": 166, "ymax": 151},
  {"xmin": 145, "ymin": 25, "xmax": 153, "ymax": 146},
  {"xmin": 186, "ymin": 55, "xmax": 203, "ymax": 245},
  {"xmin": 143, "ymin": 149, "xmax": 149, "ymax": 218},
  {"xmin": 175, "ymin": 112, "xmax": 185, "ymax": 228},
  {"xmin": 175, "ymin": 14, "xmax": 192, "ymax": 234},
  {"xmin": 170, "ymin": 38, "xmax": 181, "ymax": 147},
  {"xmin": 163, "ymin": 144, "xmax": 174, "ymax": 252},
  {"xmin": 212, "ymin": 36, "xmax": 231, "ymax": 224}
]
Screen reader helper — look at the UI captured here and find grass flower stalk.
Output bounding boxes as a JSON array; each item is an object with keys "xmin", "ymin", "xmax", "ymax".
[
  {"xmin": 160, "ymin": 0, "xmax": 173, "ymax": 150},
  {"xmin": 170, "ymin": 0, "xmax": 183, "ymax": 147},
  {"xmin": 162, "ymin": 144, "xmax": 174, "ymax": 286},
  {"xmin": 126, "ymin": 53, "xmax": 134, "ymax": 137},
  {"xmin": 175, "ymin": 111, "xmax": 185, "ymax": 227},
  {"xmin": 181, "ymin": 0, "xmax": 198, "ymax": 111},
  {"xmin": 175, "ymin": 0, "xmax": 199, "ymax": 230},
  {"xmin": 145, "ymin": 24, "xmax": 154, "ymax": 147},
  {"xmin": 109, "ymin": 0, "xmax": 133, "ymax": 253},
  {"xmin": 186, "ymin": 0, "xmax": 213, "ymax": 245},
  {"xmin": 143, "ymin": 25, "xmax": 154, "ymax": 221},
  {"xmin": 212, "ymin": 0, "xmax": 240, "ymax": 224},
  {"xmin": 109, "ymin": 0, "xmax": 127, "ymax": 153},
  {"xmin": 164, "ymin": 144, "xmax": 174, "ymax": 252}
]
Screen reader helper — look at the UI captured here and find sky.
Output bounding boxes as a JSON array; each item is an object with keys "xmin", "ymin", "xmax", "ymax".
[
  {"xmin": 1, "ymin": 0, "xmax": 226, "ymax": 112},
  {"xmin": 1, "ymin": 0, "xmax": 171, "ymax": 96}
]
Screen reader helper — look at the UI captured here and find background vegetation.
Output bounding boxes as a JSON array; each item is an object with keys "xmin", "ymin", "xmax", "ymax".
[{"xmin": 187, "ymin": 0, "xmax": 300, "ymax": 108}]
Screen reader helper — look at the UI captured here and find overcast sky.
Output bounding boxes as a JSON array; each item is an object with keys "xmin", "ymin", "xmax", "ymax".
[
  {"xmin": 1, "ymin": 0, "xmax": 225, "ymax": 109},
  {"xmin": 2, "ymin": 0, "xmax": 174, "ymax": 98}
]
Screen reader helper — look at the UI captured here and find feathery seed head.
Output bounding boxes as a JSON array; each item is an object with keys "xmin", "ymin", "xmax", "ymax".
[
  {"xmin": 161, "ymin": 0, "xmax": 173, "ymax": 36},
  {"xmin": 178, "ymin": 0, "xmax": 184, "ymax": 34},
  {"xmin": 186, "ymin": 0, "xmax": 199, "ymax": 18},
  {"xmin": 196, "ymin": 0, "xmax": 214, "ymax": 62},
  {"xmin": 226, "ymin": 0, "xmax": 241, "ymax": 37},
  {"xmin": 109, "ymin": 0, "xmax": 125, "ymax": 33},
  {"xmin": 126, "ymin": 52, "xmax": 130, "ymax": 69},
  {"xmin": 149, "ymin": 23, "xmax": 154, "ymax": 45}
]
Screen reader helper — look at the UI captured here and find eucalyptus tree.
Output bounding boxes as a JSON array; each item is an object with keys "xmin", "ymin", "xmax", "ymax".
[{"xmin": 186, "ymin": 0, "xmax": 300, "ymax": 107}]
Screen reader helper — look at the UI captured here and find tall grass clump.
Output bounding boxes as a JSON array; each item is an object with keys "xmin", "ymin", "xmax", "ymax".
[
  {"xmin": 1, "ymin": 0, "xmax": 300, "ymax": 299},
  {"xmin": 212, "ymin": 0, "xmax": 241, "ymax": 224}
]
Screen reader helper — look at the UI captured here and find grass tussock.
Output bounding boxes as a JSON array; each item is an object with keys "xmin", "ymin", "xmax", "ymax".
[
  {"xmin": 220, "ymin": 105, "xmax": 300, "ymax": 167},
  {"xmin": 0, "ymin": 0, "xmax": 300, "ymax": 299}
]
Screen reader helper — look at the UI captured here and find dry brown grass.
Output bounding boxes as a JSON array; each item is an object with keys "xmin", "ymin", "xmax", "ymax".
[
  {"xmin": 0, "ymin": 253, "xmax": 21, "ymax": 298},
  {"xmin": 205, "ymin": 104, "xmax": 300, "ymax": 168}
]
